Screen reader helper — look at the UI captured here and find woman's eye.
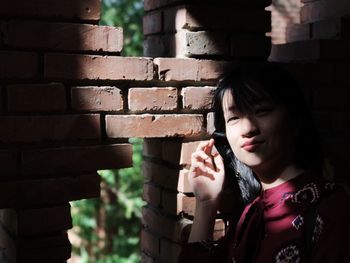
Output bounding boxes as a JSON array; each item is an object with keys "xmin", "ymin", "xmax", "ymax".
[
  {"xmin": 227, "ymin": 116, "xmax": 239, "ymax": 123},
  {"xmin": 255, "ymin": 107, "xmax": 273, "ymax": 116}
]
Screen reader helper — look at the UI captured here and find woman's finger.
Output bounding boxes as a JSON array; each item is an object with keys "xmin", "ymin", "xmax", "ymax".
[
  {"xmin": 192, "ymin": 150, "xmax": 212, "ymax": 163},
  {"xmin": 213, "ymin": 152, "xmax": 224, "ymax": 173}
]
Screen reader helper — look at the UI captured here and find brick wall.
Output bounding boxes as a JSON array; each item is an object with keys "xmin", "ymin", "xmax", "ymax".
[{"xmin": 1, "ymin": 0, "xmax": 349, "ymax": 262}]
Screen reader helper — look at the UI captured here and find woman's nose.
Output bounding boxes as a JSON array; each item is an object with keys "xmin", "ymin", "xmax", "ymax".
[{"xmin": 241, "ymin": 117, "xmax": 259, "ymax": 137}]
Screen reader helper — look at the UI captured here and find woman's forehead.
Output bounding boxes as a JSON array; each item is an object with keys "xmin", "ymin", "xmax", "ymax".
[{"xmin": 222, "ymin": 90, "xmax": 235, "ymax": 112}]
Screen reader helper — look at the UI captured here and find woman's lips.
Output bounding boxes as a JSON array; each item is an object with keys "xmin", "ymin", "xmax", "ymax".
[{"xmin": 241, "ymin": 140, "xmax": 264, "ymax": 152}]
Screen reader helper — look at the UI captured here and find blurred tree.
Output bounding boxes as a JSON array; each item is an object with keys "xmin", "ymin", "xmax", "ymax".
[
  {"xmin": 70, "ymin": 1, "xmax": 144, "ymax": 262},
  {"xmin": 101, "ymin": 0, "xmax": 143, "ymax": 56}
]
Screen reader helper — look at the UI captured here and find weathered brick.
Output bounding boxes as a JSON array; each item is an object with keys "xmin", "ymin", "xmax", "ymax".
[
  {"xmin": 332, "ymin": 111, "xmax": 350, "ymax": 132},
  {"xmin": 105, "ymin": 114, "xmax": 203, "ymax": 138},
  {"xmin": 143, "ymin": 12, "xmax": 163, "ymax": 35},
  {"xmin": 7, "ymin": 83, "xmax": 66, "ymax": 112},
  {"xmin": 18, "ymin": 232, "xmax": 71, "ymax": 263},
  {"xmin": 143, "ymin": 138, "xmax": 164, "ymax": 158},
  {"xmin": 0, "ymin": 51, "xmax": 37, "ymax": 79},
  {"xmin": 313, "ymin": 16, "xmax": 350, "ymax": 40},
  {"xmin": 270, "ymin": 40, "xmax": 350, "ymax": 62},
  {"xmin": 285, "ymin": 23, "xmax": 311, "ymax": 43},
  {"xmin": 301, "ymin": 0, "xmax": 350, "ymax": 24},
  {"xmin": 162, "ymin": 191, "xmax": 195, "ymax": 216},
  {"xmin": 0, "ymin": 173, "xmax": 100, "ymax": 208},
  {"xmin": 230, "ymin": 35, "xmax": 270, "ymax": 58},
  {"xmin": 143, "ymin": 35, "xmax": 170, "ymax": 57},
  {"xmin": 178, "ymin": 169, "xmax": 193, "ymax": 193},
  {"xmin": 71, "ymin": 86, "xmax": 123, "ymax": 112},
  {"xmin": 0, "ymin": 21, "xmax": 123, "ymax": 52},
  {"xmin": 160, "ymin": 239, "xmax": 181, "ymax": 263},
  {"xmin": 313, "ymin": 88, "xmax": 349, "ymax": 110},
  {"xmin": 144, "ymin": 0, "xmax": 181, "ymax": 11},
  {"xmin": 143, "ymin": 183, "xmax": 161, "ymax": 207},
  {"xmin": 45, "ymin": 53, "xmax": 154, "ymax": 81},
  {"xmin": 142, "ymin": 207, "xmax": 189, "ymax": 242},
  {"xmin": 22, "ymin": 144, "xmax": 132, "ymax": 176},
  {"xmin": 181, "ymin": 86, "xmax": 215, "ymax": 110},
  {"xmin": 154, "ymin": 58, "xmax": 228, "ymax": 81},
  {"xmin": 164, "ymin": 5, "xmax": 270, "ymax": 33},
  {"xmin": 0, "ymin": 115, "xmax": 100, "ymax": 143},
  {"xmin": 0, "ymin": 151, "xmax": 19, "ymax": 176},
  {"xmin": 129, "ymin": 87, "xmax": 178, "ymax": 112},
  {"xmin": 142, "ymin": 160, "xmax": 179, "ymax": 189},
  {"xmin": 162, "ymin": 140, "xmax": 201, "ymax": 166},
  {"xmin": 141, "ymin": 252, "xmax": 156, "ymax": 263},
  {"xmin": 141, "ymin": 229, "xmax": 160, "ymax": 257},
  {"xmin": 171, "ymin": 31, "xmax": 229, "ymax": 57},
  {"xmin": 0, "ymin": 0, "xmax": 101, "ymax": 21},
  {"xmin": 0, "ymin": 205, "xmax": 72, "ymax": 236}
]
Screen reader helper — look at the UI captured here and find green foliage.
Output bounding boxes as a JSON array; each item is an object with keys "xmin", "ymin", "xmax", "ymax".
[
  {"xmin": 71, "ymin": 138, "xmax": 145, "ymax": 263},
  {"xmin": 100, "ymin": 0, "xmax": 144, "ymax": 56}
]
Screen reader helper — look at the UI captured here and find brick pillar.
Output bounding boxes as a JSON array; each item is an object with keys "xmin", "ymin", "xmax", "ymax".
[{"xmin": 141, "ymin": 1, "xmax": 271, "ymax": 262}]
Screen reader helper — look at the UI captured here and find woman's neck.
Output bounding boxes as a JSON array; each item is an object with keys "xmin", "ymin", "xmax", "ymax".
[{"xmin": 254, "ymin": 163, "xmax": 304, "ymax": 190}]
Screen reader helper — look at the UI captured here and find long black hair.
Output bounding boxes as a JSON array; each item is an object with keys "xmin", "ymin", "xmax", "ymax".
[{"xmin": 212, "ymin": 63, "xmax": 324, "ymax": 207}]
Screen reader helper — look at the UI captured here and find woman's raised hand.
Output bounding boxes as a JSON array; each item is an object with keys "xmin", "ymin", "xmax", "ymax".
[{"xmin": 189, "ymin": 138, "xmax": 225, "ymax": 205}]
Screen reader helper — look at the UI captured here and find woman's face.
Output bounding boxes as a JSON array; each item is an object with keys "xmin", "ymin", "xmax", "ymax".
[{"xmin": 222, "ymin": 90, "xmax": 297, "ymax": 172}]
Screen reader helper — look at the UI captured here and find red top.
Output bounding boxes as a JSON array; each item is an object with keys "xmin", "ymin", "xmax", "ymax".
[{"xmin": 178, "ymin": 172, "xmax": 350, "ymax": 262}]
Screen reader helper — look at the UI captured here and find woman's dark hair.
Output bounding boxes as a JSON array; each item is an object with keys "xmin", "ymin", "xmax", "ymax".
[{"xmin": 212, "ymin": 63, "xmax": 324, "ymax": 206}]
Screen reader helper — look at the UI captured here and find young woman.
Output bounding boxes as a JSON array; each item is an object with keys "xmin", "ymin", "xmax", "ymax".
[{"xmin": 178, "ymin": 63, "xmax": 350, "ymax": 262}]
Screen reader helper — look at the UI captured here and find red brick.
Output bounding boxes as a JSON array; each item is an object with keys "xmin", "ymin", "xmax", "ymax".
[
  {"xmin": 142, "ymin": 207, "xmax": 189, "ymax": 242},
  {"xmin": 269, "ymin": 40, "xmax": 350, "ymax": 62},
  {"xmin": 230, "ymin": 35, "xmax": 271, "ymax": 58},
  {"xmin": 141, "ymin": 229, "xmax": 160, "ymax": 257},
  {"xmin": 22, "ymin": 144, "xmax": 132, "ymax": 176},
  {"xmin": 0, "ymin": 205, "xmax": 72, "ymax": 236},
  {"xmin": 161, "ymin": 140, "xmax": 201, "ymax": 166},
  {"xmin": 332, "ymin": 111, "xmax": 350, "ymax": 133},
  {"xmin": 7, "ymin": 83, "xmax": 66, "ymax": 112},
  {"xmin": 178, "ymin": 169, "xmax": 193, "ymax": 193},
  {"xmin": 143, "ymin": 35, "xmax": 170, "ymax": 57},
  {"xmin": 160, "ymin": 239, "xmax": 181, "ymax": 263},
  {"xmin": 141, "ymin": 252, "xmax": 156, "ymax": 263},
  {"xmin": 179, "ymin": 31, "xmax": 229, "ymax": 57},
  {"xmin": 0, "ymin": 0, "xmax": 101, "ymax": 21},
  {"xmin": 143, "ymin": 183, "xmax": 161, "ymax": 207},
  {"xmin": 18, "ymin": 232, "xmax": 71, "ymax": 262},
  {"xmin": 285, "ymin": 24, "xmax": 311, "ymax": 43},
  {"xmin": 333, "ymin": 62, "xmax": 350, "ymax": 83},
  {"xmin": 142, "ymin": 160, "xmax": 179, "ymax": 190},
  {"xmin": 313, "ymin": 16, "xmax": 350, "ymax": 40},
  {"xmin": 313, "ymin": 88, "xmax": 349, "ymax": 109},
  {"xmin": 164, "ymin": 5, "xmax": 270, "ymax": 33},
  {"xmin": 1, "ymin": 21, "xmax": 123, "ymax": 52},
  {"xmin": 71, "ymin": 86, "xmax": 123, "ymax": 112},
  {"xmin": 45, "ymin": 53, "xmax": 154, "ymax": 81},
  {"xmin": 143, "ymin": 138, "xmax": 164, "ymax": 158},
  {"xmin": 0, "ymin": 114, "xmax": 100, "ymax": 143},
  {"xmin": 129, "ymin": 87, "xmax": 178, "ymax": 112},
  {"xmin": 0, "ymin": 173, "xmax": 100, "ymax": 208},
  {"xmin": 301, "ymin": 0, "xmax": 350, "ymax": 24},
  {"xmin": 144, "ymin": 0, "xmax": 180, "ymax": 11},
  {"xmin": 0, "ymin": 51, "xmax": 37, "ymax": 79},
  {"xmin": 105, "ymin": 114, "xmax": 203, "ymax": 138},
  {"xmin": 0, "ymin": 151, "xmax": 19, "ymax": 176},
  {"xmin": 154, "ymin": 58, "xmax": 228, "ymax": 81},
  {"xmin": 143, "ymin": 12, "xmax": 163, "ymax": 35},
  {"xmin": 181, "ymin": 86, "xmax": 215, "ymax": 110},
  {"xmin": 162, "ymin": 191, "xmax": 195, "ymax": 216}
]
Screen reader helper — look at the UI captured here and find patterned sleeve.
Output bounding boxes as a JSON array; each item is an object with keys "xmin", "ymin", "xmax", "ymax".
[{"xmin": 312, "ymin": 190, "xmax": 350, "ymax": 263}]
